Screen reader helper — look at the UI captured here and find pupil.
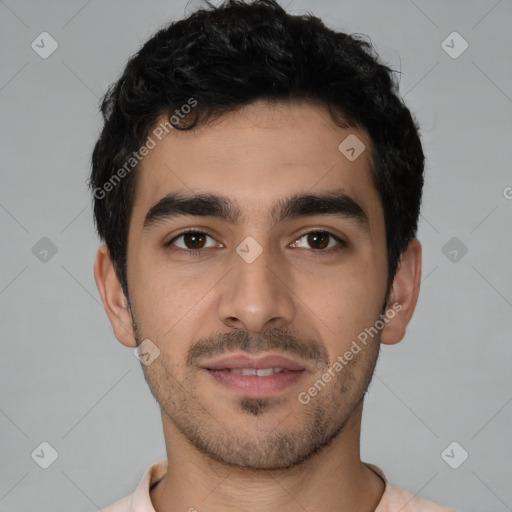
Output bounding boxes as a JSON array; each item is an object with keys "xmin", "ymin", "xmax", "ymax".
[
  {"xmin": 186, "ymin": 233, "xmax": 204, "ymax": 249},
  {"xmin": 308, "ymin": 232, "xmax": 327, "ymax": 249}
]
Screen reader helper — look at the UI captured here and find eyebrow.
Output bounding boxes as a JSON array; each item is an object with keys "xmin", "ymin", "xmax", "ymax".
[{"xmin": 143, "ymin": 188, "xmax": 370, "ymax": 233}]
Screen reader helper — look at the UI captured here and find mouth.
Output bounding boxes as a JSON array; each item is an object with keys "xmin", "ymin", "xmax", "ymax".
[
  {"xmin": 200, "ymin": 353, "xmax": 308, "ymax": 398},
  {"xmin": 227, "ymin": 367, "xmax": 287, "ymax": 376}
]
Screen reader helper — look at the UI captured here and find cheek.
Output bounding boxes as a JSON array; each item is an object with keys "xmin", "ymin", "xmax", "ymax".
[
  {"xmin": 129, "ymin": 257, "xmax": 219, "ymax": 349},
  {"xmin": 307, "ymin": 263, "xmax": 384, "ymax": 352}
]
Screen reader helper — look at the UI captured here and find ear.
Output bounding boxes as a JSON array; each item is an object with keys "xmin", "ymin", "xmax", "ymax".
[
  {"xmin": 380, "ymin": 238, "xmax": 422, "ymax": 346},
  {"xmin": 93, "ymin": 244, "xmax": 136, "ymax": 347}
]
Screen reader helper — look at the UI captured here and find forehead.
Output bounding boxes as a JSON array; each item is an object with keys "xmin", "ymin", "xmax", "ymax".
[{"xmin": 130, "ymin": 100, "xmax": 383, "ymax": 232}]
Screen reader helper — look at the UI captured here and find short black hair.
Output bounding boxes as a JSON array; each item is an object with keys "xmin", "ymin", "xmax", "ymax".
[{"xmin": 89, "ymin": 0, "xmax": 424, "ymax": 303}]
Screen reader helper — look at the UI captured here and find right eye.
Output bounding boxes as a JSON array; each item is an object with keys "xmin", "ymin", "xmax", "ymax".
[{"xmin": 165, "ymin": 229, "xmax": 220, "ymax": 255}]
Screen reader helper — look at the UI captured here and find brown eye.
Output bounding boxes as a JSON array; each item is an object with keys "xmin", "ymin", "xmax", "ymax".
[
  {"xmin": 166, "ymin": 230, "xmax": 218, "ymax": 254},
  {"xmin": 182, "ymin": 232, "xmax": 207, "ymax": 249},
  {"xmin": 291, "ymin": 230, "xmax": 346, "ymax": 252},
  {"xmin": 306, "ymin": 232, "xmax": 330, "ymax": 250}
]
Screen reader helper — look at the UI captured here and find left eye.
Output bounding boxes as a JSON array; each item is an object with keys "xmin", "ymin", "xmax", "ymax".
[{"xmin": 291, "ymin": 231, "xmax": 345, "ymax": 250}]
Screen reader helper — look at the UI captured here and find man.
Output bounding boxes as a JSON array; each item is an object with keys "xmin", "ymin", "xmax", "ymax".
[{"xmin": 90, "ymin": 0, "xmax": 455, "ymax": 510}]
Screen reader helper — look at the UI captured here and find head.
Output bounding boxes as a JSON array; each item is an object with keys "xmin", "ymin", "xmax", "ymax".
[{"xmin": 91, "ymin": 0, "xmax": 423, "ymax": 470}]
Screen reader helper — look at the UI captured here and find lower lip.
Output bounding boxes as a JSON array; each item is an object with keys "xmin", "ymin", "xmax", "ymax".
[{"xmin": 204, "ymin": 369, "xmax": 305, "ymax": 397}]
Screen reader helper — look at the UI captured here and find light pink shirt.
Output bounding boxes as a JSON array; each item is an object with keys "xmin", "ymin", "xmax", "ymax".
[{"xmin": 100, "ymin": 459, "xmax": 455, "ymax": 512}]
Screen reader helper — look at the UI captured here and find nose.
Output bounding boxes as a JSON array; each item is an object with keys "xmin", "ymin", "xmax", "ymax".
[{"xmin": 217, "ymin": 239, "xmax": 296, "ymax": 333}]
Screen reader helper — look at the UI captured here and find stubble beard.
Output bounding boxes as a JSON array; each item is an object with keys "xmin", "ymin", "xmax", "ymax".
[{"xmin": 132, "ymin": 320, "xmax": 381, "ymax": 471}]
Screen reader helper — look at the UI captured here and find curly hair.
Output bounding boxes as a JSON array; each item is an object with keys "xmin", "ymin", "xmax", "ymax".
[{"xmin": 89, "ymin": 0, "xmax": 424, "ymax": 301}]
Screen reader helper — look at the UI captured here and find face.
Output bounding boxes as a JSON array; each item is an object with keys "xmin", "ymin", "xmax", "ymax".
[{"xmin": 124, "ymin": 100, "xmax": 390, "ymax": 469}]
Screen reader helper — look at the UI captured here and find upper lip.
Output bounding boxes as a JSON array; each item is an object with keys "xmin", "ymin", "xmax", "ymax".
[{"xmin": 200, "ymin": 352, "xmax": 307, "ymax": 371}]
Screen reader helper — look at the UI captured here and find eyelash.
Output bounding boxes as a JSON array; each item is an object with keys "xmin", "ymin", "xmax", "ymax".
[{"xmin": 164, "ymin": 228, "xmax": 347, "ymax": 257}]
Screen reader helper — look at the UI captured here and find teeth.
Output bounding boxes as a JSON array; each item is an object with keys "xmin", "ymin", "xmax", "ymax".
[{"xmin": 230, "ymin": 367, "xmax": 284, "ymax": 376}]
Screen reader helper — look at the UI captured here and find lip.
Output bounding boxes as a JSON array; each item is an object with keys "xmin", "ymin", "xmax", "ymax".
[
  {"xmin": 199, "ymin": 352, "xmax": 309, "ymax": 398},
  {"xmin": 201, "ymin": 353, "xmax": 307, "ymax": 371}
]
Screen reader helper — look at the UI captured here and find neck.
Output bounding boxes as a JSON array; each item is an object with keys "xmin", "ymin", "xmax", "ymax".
[{"xmin": 150, "ymin": 402, "xmax": 385, "ymax": 512}]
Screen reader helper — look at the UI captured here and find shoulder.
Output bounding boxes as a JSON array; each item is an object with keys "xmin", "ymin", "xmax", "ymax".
[
  {"xmin": 365, "ymin": 463, "xmax": 455, "ymax": 512},
  {"xmin": 378, "ymin": 482, "xmax": 456, "ymax": 512},
  {"xmin": 98, "ymin": 494, "xmax": 133, "ymax": 512},
  {"xmin": 97, "ymin": 459, "xmax": 167, "ymax": 512}
]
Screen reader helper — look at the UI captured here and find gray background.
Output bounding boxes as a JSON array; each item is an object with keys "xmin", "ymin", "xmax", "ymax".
[{"xmin": 1, "ymin": 0, "xmax": 511, "ymax": 510}]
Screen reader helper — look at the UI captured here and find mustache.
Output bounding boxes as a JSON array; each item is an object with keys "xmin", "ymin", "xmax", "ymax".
[{"xmin": 186, "ymin": 327, "xmax": 329, "ymax": 368}]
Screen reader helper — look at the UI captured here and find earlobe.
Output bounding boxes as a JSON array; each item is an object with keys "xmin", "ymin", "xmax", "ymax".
[
  {"xmin": 93, "ymin": 244, "xmax": 137, "ymax": 347},
  {"xmin": 380, "ymin": 239, "xmax": 422, "ymax": 346}
]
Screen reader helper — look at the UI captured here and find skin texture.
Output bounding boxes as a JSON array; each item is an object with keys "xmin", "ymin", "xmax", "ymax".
[{"xmin": 94, "ymin": 99, "xmax": 422, "ymax": 512}]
